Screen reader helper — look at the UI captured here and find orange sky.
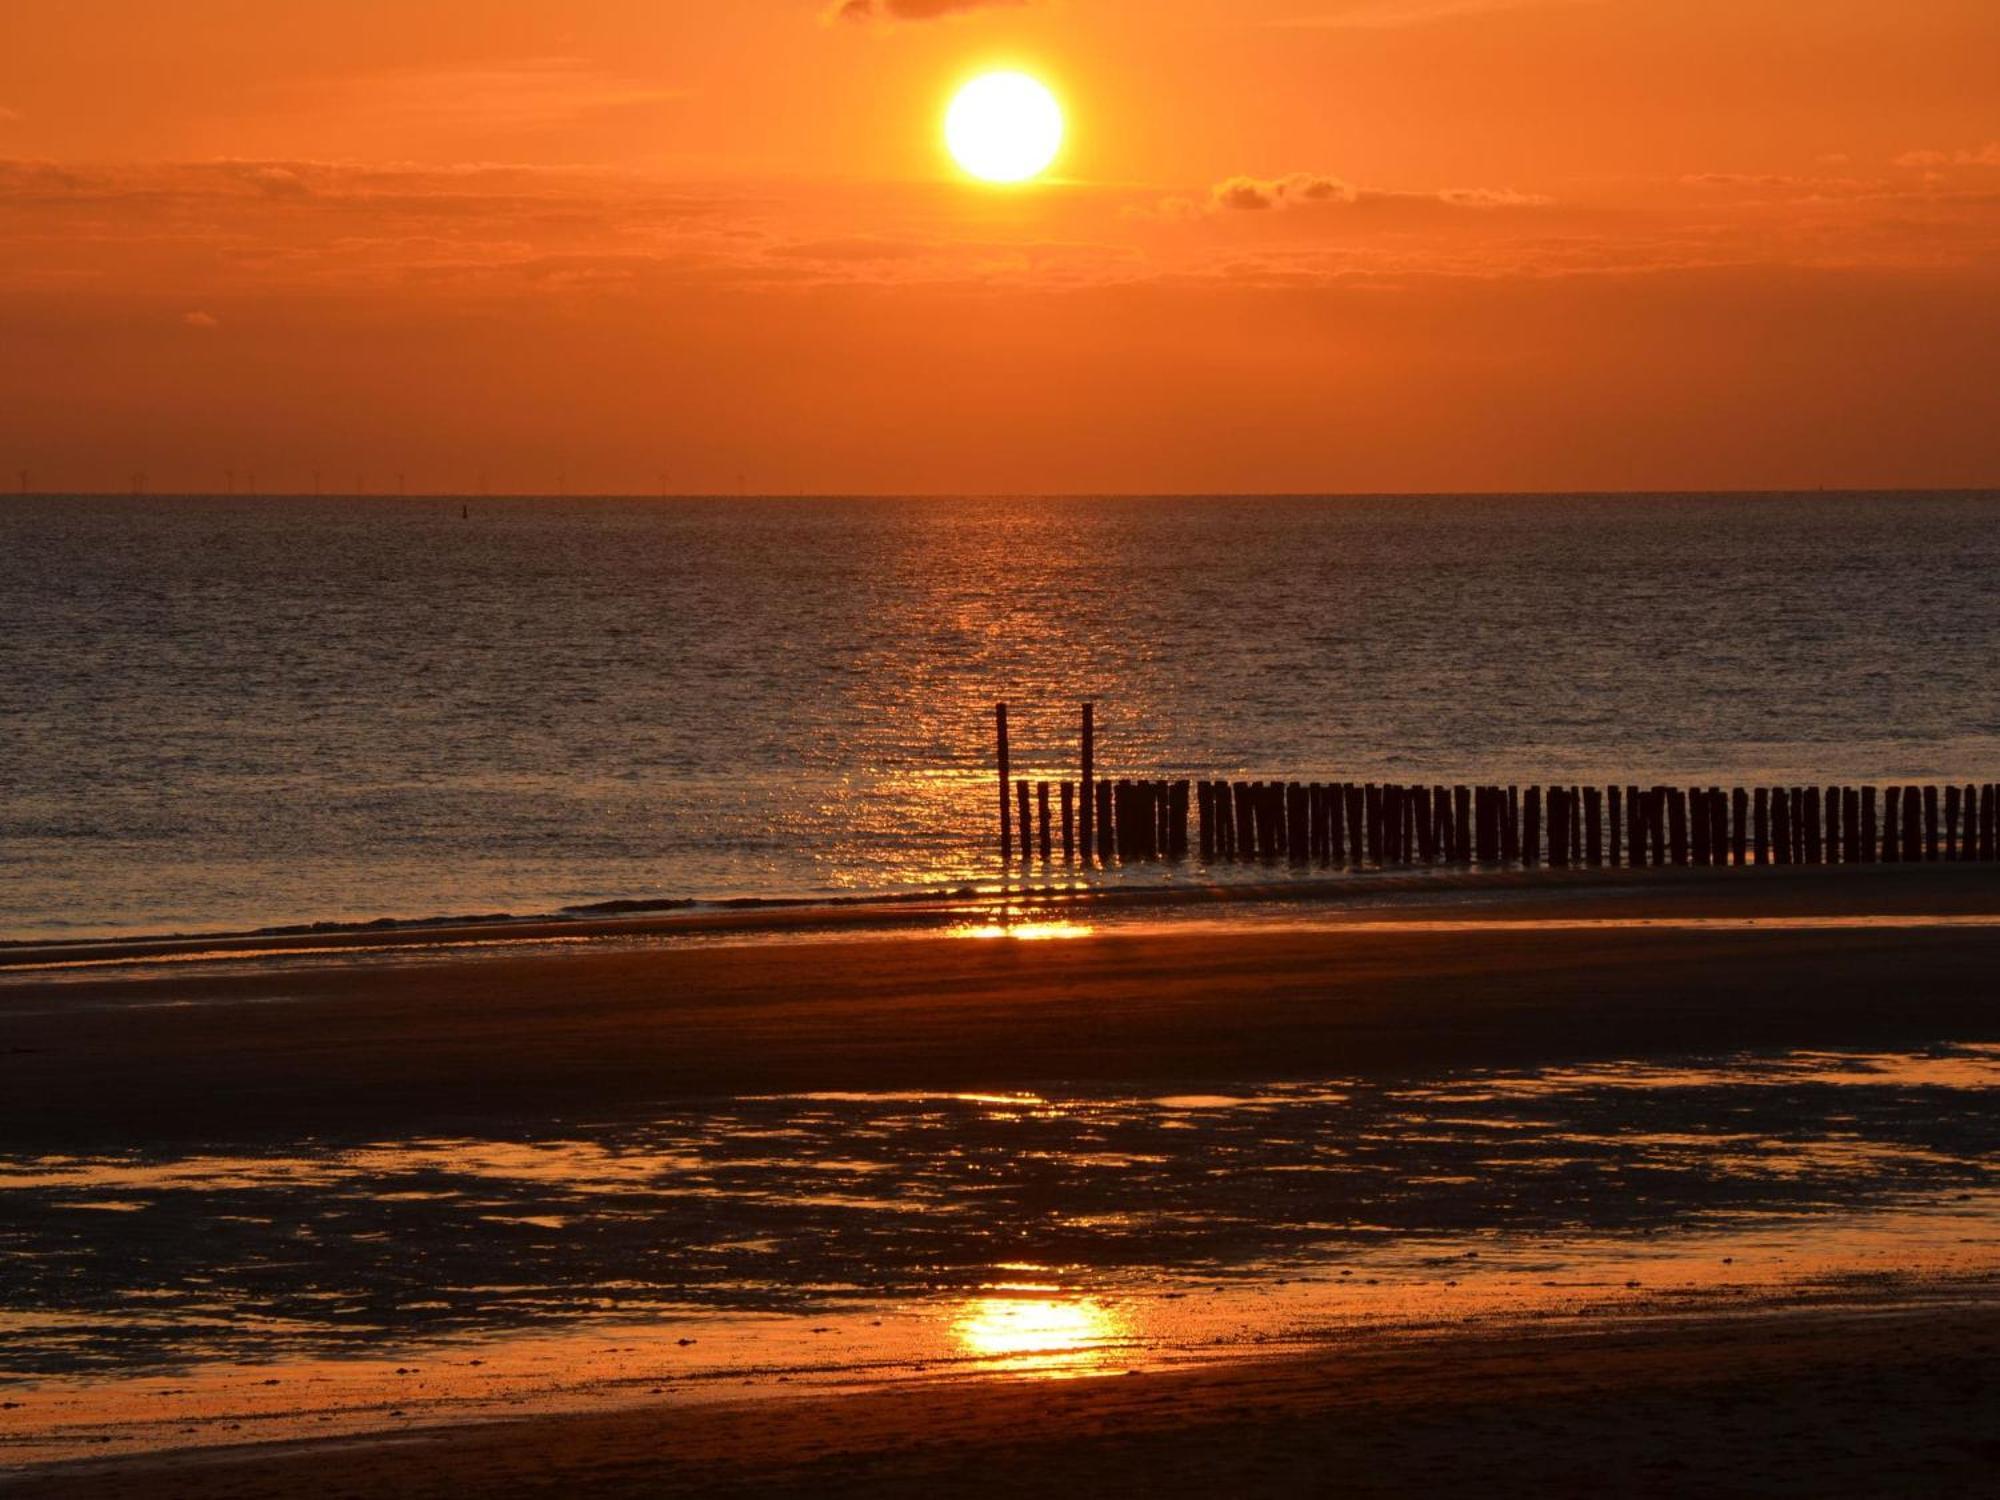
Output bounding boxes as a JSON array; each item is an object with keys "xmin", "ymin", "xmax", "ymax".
[{"xmin": 3, "ymin": 0, "xmax": 1996, "ymax": 493}]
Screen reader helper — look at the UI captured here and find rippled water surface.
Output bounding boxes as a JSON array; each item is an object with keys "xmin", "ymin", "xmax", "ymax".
[{"xmin": 5, "ymin": 493, "xmax": 2000, "ymax": 938}]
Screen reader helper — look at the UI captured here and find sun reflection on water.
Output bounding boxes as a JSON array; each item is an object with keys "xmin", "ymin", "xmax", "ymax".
[{"xmin": 950, "ymin": 1296, "xmax": 1130, "ymax": 1376}]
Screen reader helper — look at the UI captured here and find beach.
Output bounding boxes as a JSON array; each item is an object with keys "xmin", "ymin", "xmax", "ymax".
[
  {"xmin": 5, "ymin": 866, "xmax": 2000, "ymax": 1149},
  {"xmin": 3, "ymin": 867, "xmax": 1997, "ymax": 1493}
]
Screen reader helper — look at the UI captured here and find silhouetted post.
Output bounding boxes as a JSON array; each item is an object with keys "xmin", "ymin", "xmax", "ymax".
[
  {"xmin": 1171, "ymin": 780, "xmax": 1190, "ymax": 860},
  {"xmin": 1079, "ymin": 704, "xmax": 1094, "ymax": 862},
  {"xmin": 1963, "ymin": 783, "xmax": 1979, "ymax": 861},
  {"xmin": 1453, "ymin": 786, "xmax": 1472, "ymax": 863},
  {"xmin": 1803, "ymin": 787, "xmax": 1821, "ymax": 865},
  {"xmin": 1583, "ymin": 786, "xmax": 1603, "ymax": 867},
  {"xmin": 1329, "ymin": 783, "xmax": 1347, "ymax": 865},
  {"xmin": 1824, "ymin": 786, "xmax": 1841, "ymax": 863},
  {"xmin": 1609, "ymin": 785, "xmax": 1623, "ymax": 866},
  {"xmin": 1924, "ymin": 785, "xmax": 1940, "ymax": 861},
  {"xmin": 1018, "ymin": 780, "xmax": 1033, "ymax": 862},
  {"xmin": 1344, "ymin": 784, "xmax": 1365, "ymax": 865},
  {"xmin": 1096, "ymin": 780, "xmax": 1115, "ymax": 863},
  {"xmin": 1770, "ymin": 786, "xmax": 1792, "ymax": 865},
  {"xmin": 1504, "ymin": 786, "xmax": 1520, "ymax": 864},
  {"xmin": 1522, "ymin": 786, "xmax": 1541, "ymax": 866},
  {"xmin": 1710, "ymin": 789, "xmax": 1728, "ymax": 869},
  {"xmin": 1650, "ymin": 788, "xmax": 1670, "ymax": 867},
  {"xmin": 1881, "ymin": 786, "xmax": 1900, "ymax": 863},
  {"xmin": 1061, "ymin": 781, "xmax": 1075, "ymax": 862},
  {"xmin": 1037, "ymin": 782, "xmax": 1052, "ymax": 861},
  {"xmin": 1843, "ymin": 787, "xmax": 1861, "ymax": 864},
  {"xmin": 1730, "ymin": 788, "xmax": 1747, "ymax": 866},
  {"xmin": 1361, "ymin": 784, "xmax": 1380, "ymax": 865},
  {"xmin": 1690, "ymin": 789, "xmax": 1709, "ymax": 866},
  {"xmin": 1982, "ymin": 785, "xmax": 1995, "ymax": 862},
  {"xmin": 996, "ymin": 703, "xmax": 1012, "ymax": 858},
  {"xmin": 1753, "ymin": 788, "xmax": 1770, "ymax": 866},
  {"xmin": 1281, "ymin": 782, "xmax": 1303, "ymax": 862},
  {"xmin": 1666, "ymin": 789, "xmax": 1687, "ymax": 865},
  {"xmin": 1903, "ymin": 786, "xmax": 1924, "ymax": 862},
  {"xmin": 1307, "ymin": 784, "xmax": 1324, "ymax": 861},
  {"xmin": 1198, "ymin": 782, "xmax": 1215, "ymax": 861},
  {"xmin": 1549, "ymin": 788, "xmax": 1570, "ymax": 868}
]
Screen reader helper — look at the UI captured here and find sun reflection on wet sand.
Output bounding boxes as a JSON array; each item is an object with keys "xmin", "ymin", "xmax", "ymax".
[
  {"xmin": 950, "ymin": 1295, "xmax": 1132, "ymax": 1376},
  {"xmin": 949, "ymin": 921, "xmax": 1095, "ymax": 941}
]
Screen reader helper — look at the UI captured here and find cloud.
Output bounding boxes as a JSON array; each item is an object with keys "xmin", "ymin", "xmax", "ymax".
[
  {"xmin": 1272, "ymin": 0, "xmax": 1596, "ymax": 29},
  {"xmin": 1201, "ymin": 173, "xmax": 1549, "ymax": 213},
  {"xmin": 831, "ymin": 0, "xmax": 1027, "ymax": 22},
  {"xmin": 1896, "ymin": 143, "xmax": 2000, "ymax": 169},
  {"xmin": 1210, "ymin": 174, "xmax": 1360, "ymax": 211},
  {"xmin": 182, "ymin": 311, "xmax": 220, "ymax": 330}
]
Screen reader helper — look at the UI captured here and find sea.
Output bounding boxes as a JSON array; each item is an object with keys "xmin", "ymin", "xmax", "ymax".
[{"xmin": 4, "ymin": 491, "xmax": 1999, "ymax": 941}]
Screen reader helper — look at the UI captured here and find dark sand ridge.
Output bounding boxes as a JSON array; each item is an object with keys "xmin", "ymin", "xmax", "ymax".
[
  {"xmin": 3, "ymin": 866, "xmax": 1999, "ymax": 1151},
  {"xmin": 17, "ymin": 1297, "xmax": 1999, "ymax": 1499}
]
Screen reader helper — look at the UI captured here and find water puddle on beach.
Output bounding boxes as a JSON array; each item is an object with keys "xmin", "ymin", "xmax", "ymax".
[{"xmin": 1, "ymin": 1044, "xmax": 1995, "ymax": 1466}]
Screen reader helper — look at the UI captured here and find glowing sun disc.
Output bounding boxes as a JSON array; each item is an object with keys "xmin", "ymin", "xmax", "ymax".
[{"xmin": 945, "ymin": 72, "xmax": 1063, "ymax": 184}]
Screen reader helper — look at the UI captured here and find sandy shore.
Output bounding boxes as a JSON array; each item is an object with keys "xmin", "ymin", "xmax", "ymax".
[
  {"xmin": 4, "ymin": 866, "xmax": 2000, "ymax": 1150},
  {"xmin": 5, "ymin": 866, "xmax": 1998, "ymax": 1494},
  {"xmin": 16, "ymin": 1293, "xmax": 1998, "ymax": 1499}
]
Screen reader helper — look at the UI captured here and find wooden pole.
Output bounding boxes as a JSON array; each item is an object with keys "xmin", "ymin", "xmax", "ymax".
[
  {"xmin": 1018, "ymin": 779, "xmax": 1033, "ymax": 862},
  {"xmin": 1585, "ymin": 786, "xmax": 1603, "ymax": 867},
  {"xmin": 1329, "ymin": 782, "xmax": 1346, "ymax": 865},
  {"xmin": 1690, "ymin": 788, "xmax": 1709, "ymax": 866},
  {"xmin": 1503, "ymin": 786, "xmax": 1520, "ymax": 864},
  {"xmin": 1287, "ymin": 783, "xmax": 1308, "ymax": 863},
  {"xmin": 1198, "ymin": 781, "xmax": 1215, "ymax": 861},
  {"xmin": 1453, "ymin": 785, "xmax": 1472, "ymax": 863},
  {"xmin": 1770, "ymin": 787, "xmax": 1790, "ymax": 865},
  {"xmin": 1549, "ymin": 788, "xmax": 1570, "ymax": 868},
  {"xmin": 1523, "ymin": 786, "xmax": 1541, "ymax": 866},
  {"xmin": 1037, "ymin": 781, "xmax": 1052, "ymax": 861},
  {"xmin": 1078, "ymin": 703, "xmax": 1094, "ymax": 864},
  {"xmin": 1843, "ymin": 787, "xmax": 1861, "ymax": 864},
  {"xmin": 1096, "ymin": 780, "xmax": 1114, "ymax": 864},
  {"xmin": 1346, "ymin": 784, "xmax": 1366, "ymax": 865},
  {"xmin": 1754, "ymin": 787, "xmax": 1769, "ymax": 866},
  {"xmin": 1171, "ymin": 780, "xmax": 1190, "ymax": 860},
  {"xmin": 1802, "ymin": 786, "xmax": 1821, "ymax": 865},
  {"xmin": 1732, "ymin": 787, "xmax": 1748, "ymax": 866},
  {"xmin": 1825, "ymin": 785, "xmax": 1841, "ymax": 863},
  {"xmin": 1609, "ymin": 785, "xmax": 1623, "ymax": 867},
  {"xmin": 995, "ymin": 703, "xmax": 1012, "ymax": 859},
  {"xmin": 1061, "ymin": 781, "xmax": 1075, "ymax": 861},
  {"xmin": 1903, "ymin": 786, "xmax": 1924, "ymax": 862},
  {"xmin": 1924, "ymin": 785, "xmax": 1940, "ymax": 861},
  {"xmin": 1710, "ymin": 788, "xmax": 1728, "ymax": 870},
  {"xmin": 1879, "ymin": 786, "xmax": 1898, "ymax": 863}
]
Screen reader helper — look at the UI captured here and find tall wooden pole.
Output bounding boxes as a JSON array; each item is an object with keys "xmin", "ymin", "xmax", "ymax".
[
  {"xmin": 995, "ymin": 703, "xmax": 1012, "ymax": 859},
  {"xmin": 1079, "ymin": 703, "xmax": 1095, "ymax": 865}
]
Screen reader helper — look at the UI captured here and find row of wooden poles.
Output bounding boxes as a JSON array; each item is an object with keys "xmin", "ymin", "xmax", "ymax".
[{"xmin": 995, "ymin": 703, "xmax": 2000, "ymax": 869}]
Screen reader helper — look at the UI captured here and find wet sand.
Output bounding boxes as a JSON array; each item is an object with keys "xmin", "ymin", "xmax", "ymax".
[
  {"xmin": 17, "ymin": 1295, "xmax": 1999, "ymax": 1499},
  {"xmin": 5, "ymin": 866, "xmax": 1998, "ymax": 1493},
  {"xmin": 4, "ymin": 867, "xmax": 2000, "ymax": 1151}
]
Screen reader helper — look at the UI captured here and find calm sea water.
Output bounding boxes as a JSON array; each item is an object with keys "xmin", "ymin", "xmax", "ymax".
[{"xmin": 4, "ymin": 493, "xmax": 1998, "ymax": 940}]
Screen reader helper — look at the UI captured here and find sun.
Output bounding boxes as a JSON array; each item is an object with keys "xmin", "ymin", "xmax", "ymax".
[{"xmin": 945, "ymin": 72, "xmax": 1064, "ymax": 185}]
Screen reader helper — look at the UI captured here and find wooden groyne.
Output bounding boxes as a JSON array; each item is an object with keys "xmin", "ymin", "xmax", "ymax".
[{"xmin": 993, "ymin": 703, "xmax": 2000, "ymax": 870}]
